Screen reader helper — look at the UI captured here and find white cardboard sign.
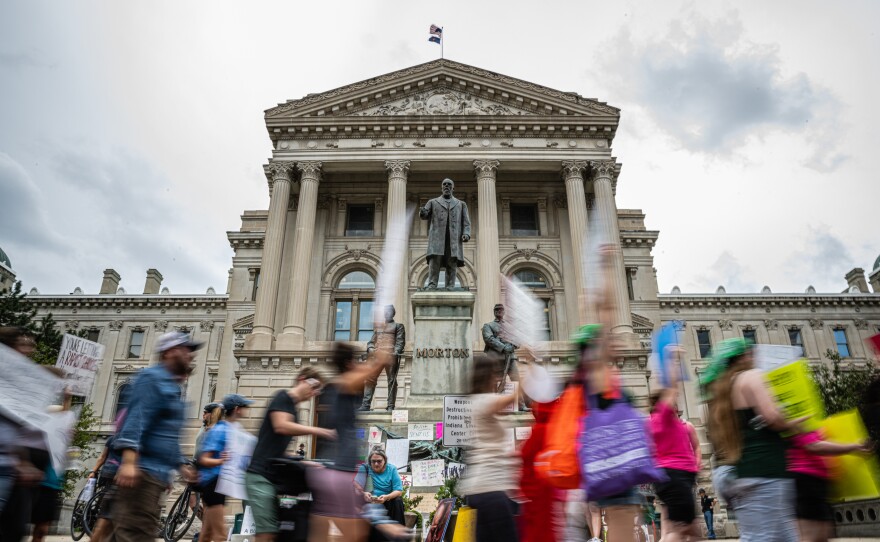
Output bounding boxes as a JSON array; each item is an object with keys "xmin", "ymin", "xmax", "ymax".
[
  {"xmin": 408, "ymin": 423, "xmax": 434, "ymax": 441},
  {"xmin": 442, "ymin": 395, "xmax": 475, "ymax": 447},
  {"xmin": 412, "ymin": 459, "xmax": 445, "ymax": 486}
]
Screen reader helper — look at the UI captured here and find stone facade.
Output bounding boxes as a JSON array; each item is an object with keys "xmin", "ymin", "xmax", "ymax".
[{"xmin": 18, "ymin": 60, "xmax": 880, "ymax": 476}]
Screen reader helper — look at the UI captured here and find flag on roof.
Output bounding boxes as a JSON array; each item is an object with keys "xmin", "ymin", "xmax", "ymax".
[
  {"xmin": 430, "ymin": 24, "xmax": 443, "ymax": 36},
  {"xmin": 429, "ymin": 35, "xmax": 441, "ymax": 44}
]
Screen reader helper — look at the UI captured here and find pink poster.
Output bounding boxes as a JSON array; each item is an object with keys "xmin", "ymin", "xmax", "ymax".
[{"xmin": 435, "ymin": 423, "xmax": 443, "ymax": 439}]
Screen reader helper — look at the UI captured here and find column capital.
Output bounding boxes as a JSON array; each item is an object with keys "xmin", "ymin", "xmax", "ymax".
[
  {"xmin": 561, "ymin": 160, "xmax": 588, "ymax": 180},
  {"xmin": 296, "ymin": 161, "xmax": 322, "ymax": 182},
  {"xmin": 589, "ymin": 159, "xmax": 617, "ymax": 180},
  {"xmin": 385, "ymin": 160, "xmax": 411, "ymax": 177},
  {"xmin": 267, "ymin": 161, "xmax": 294, "ymax": 182},
  {"xmin": 473, "ymin": 159, "xmax": 500, "ymax": 177}
]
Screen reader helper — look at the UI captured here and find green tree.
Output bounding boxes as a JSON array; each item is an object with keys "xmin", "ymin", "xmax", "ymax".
[
  {"xmin": 0, "ymin": 281, "xmax": 102, "ymax": 498},
  {"xmin": 811, "ymin": 349, "xmax": 879, "ymax": 416}
]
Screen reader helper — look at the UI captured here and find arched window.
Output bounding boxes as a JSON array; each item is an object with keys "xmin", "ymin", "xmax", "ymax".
[
  {"xmin": 422, "ymin": 270, "xmax": 463, "ymax": 289},
  {"xmin": 333, "ymin": 270, "xmax": 375, "ymax": 341},
  {"xmin": 114, "ymin": 382, "xmax": 131, "ymax": 419},
  {"xmin": 510, "ymin": 268, "xmax": 552, "ymax": 341}
]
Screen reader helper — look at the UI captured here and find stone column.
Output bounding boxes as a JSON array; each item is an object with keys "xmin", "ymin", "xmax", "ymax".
[
  {"xmin": 590, "ymin": 159, "xmax": 633, "ymax": 335},
  {"xmin": 246, "ymin": 162, "xmax": 293, "ymax": 350},
  {"xmin": 278, "ymin": 161, "xmax": 322, "ymax": 349},
  {"xmin": 385, "ymin": 160, "xmax": 410, "ymax": 318},
  {"xmin": 474, "ymin": 160, "xmax": 501, "ymax": 335},
  {"xmin": 562, "ymin": 160, "xmax": 590, "ymax": 323}
]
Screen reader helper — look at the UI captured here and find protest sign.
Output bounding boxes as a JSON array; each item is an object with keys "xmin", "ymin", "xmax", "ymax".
[
  {"xmin": 368, "ymin": 426, "xmax": 383, "ymax": 444},
  {"xmin": 765, "ymin": 359, "xmax": 825, "ymax": 432},
  {"xmin": 435, "ymin": 422, "xmax": 443, "ymax": 439},
  {"xmin": 501, "ymin": 381, "xmax": 518, "ymax": 413},
  {"xmin": 400, "ymin": 473, "xmax": 413, "ymax": 491},
  {"xmin": 426, "ymin": 498, "xmax": 455, "ymax": 542},
  {"xmin": 385, "ymin": 438, "xmax": 409, "ymax": 470},
  {"xmin": 45, "ymin": 410, "xmax": 77, "ymax": 473},
  {"xmin": 501, "ymin": 274, "xmax": 545, "ymax": 349},
  {"xmin": 408, "ymin": 423, "xmax": 434, "ymax": 441},
  {"xmin": 412, "ymin": 459, "xmax": 445, "ymax": 486},
  {"xmin": 442, "ymin": 395, "xmax": 475, "ymax": 447},
  {"xmin": 241, "ymin": 506, "xmax": 257, "ymax": 535},
  {"xmin": 754, "ymin": 344, "xmax": 803, "ymax": 372},
  {"xmin": 823, "ymin": 409, "xmax": 880, "ymax": 501},
  {"xmin": 55, "ymin": 334, "xmax": 104, "ymax": 397},
  {"xmin": 515, "ymin": 426, "xmax": 532, "ymax": 440},
  {"xmin": 391, "ymin": 409, "xmax": 409, "ymax": 423},
  {"xmin": 216, "ymin": 422, "xmax": 257, "ymax": 500},
  {"xmin": 445, "ymin": 462, "xmax": 466, "ymax": 479}
]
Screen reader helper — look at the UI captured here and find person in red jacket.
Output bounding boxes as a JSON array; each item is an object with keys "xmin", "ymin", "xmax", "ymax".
[{"xmin": 519, "ymin": 400, "xmax": 563, "ymax": 542}]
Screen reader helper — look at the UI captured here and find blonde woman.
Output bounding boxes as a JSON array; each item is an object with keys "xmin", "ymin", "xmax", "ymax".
[{"xmin": 701, "ymin": 339, "xmax": 802, "ymax": 542}]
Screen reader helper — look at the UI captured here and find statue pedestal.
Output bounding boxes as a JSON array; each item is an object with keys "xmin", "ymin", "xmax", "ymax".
[{"xmin": 404, "ymin": 290, "xmax": 474, "ymax": 420}]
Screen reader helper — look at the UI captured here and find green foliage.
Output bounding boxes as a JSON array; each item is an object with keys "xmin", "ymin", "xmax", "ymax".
[
  {"xmin": 402, "ymin": 492, "xmax": 424, "ymax": 530},
  {"xmin": 811, "ymin": 349, "xmax": 879, "ymax": 416},
  {"xmin": 61, "ymin": 403, "xmax": 101, "ymax": 499},
  {"xmin": 429, "ymin": 477, "xmax": 465, "ymax": 523},
  {"xmin": 0, "ymin": 280, "xmax": 38, "ymax": 328}
]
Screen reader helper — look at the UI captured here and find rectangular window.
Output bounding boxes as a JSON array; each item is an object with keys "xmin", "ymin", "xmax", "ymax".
[
  {"xmin": 743, "ymin": 329, "xmax": 757, "ymax": 344},
  {"xmin": 345, "ymin": 204, "xmax": 374, "ymax": 237},
  {"xmin": 626, "ymin": 270, "xmax": 635, "ymax": 301},
  {"xmin": 251, "ymin": 270, "xmax": 261, "ymax": 301},
  {"xmin": 334, "ymin": 302, "xmax": 352, "ymax": 341},
  {"xmin": 788, "ymin": 328, "xmax": 805, "ymax": 356},
  {"xmin": 834, "ymin": 328, "xmax": 850, "ymax": 358},
  {"xmin": 127, "ymin": 330, "xmax": 145, "ymax": 359},
  {"xmin": 86, "ymin": 329, "xmax": 100, "ymax": 343},
  {"xmin": 696, "ymin": 329, "xmax": 712, "ymax": 359},
  {"xmin": 510, "ymin": 204, "xmax": 539, "ymax": 236},
  {"xmin": 357, "ymin": 300, "xmax": 374, "ymax": 342},
  {"xmin": 538, "ymin": 299, "xmax": 552, "ymax": 341}
]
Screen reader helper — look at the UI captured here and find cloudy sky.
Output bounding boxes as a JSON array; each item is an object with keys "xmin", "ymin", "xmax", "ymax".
[{"xmin": 1, "ymin": 1, "xmax": 877, "ymax": 296}]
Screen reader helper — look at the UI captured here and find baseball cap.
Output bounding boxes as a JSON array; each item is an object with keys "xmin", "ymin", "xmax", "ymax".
[
  {"xmin": 222, "ymin": 394, "xmax": 254, "ymax": 412},
  {"xmin": 154, "ymin": 331, "xmax": 204, "ymax": 354}
]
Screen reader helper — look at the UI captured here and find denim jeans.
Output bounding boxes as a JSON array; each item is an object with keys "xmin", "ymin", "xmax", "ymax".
[
  {"xmin": 728, "ymin": 477, "xmax": 797, "ymax": 542},
  {"xmin": 0, "ymin": 465, "xmax": 13, "ymax": 513},
  {"xmin": 703, "ymin": 510, "xmax": 716, "ymax": 539}
]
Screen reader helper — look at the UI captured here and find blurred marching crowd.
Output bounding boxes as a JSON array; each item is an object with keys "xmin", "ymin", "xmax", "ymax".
[{"xmin": 1, "ymin": 242, "xmax": 880, "ymax": 542}]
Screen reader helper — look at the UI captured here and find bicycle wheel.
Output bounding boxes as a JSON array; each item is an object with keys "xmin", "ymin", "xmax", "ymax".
[
  {"xmin": 164, "ymin": 488, "xmax": 200, "ymax": 542},
  {"xmin": 70, "ymin": 492, "xmax": 87, "ymax": 541},
  {"xmin": 82, "ymin": 486, "xmax": 107, "ymax": 536}
]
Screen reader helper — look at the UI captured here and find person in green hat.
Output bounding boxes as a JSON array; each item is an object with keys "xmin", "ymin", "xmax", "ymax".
[{"xmin": 703, "ymin": 338, "xmax": 803, "ymax": 542}]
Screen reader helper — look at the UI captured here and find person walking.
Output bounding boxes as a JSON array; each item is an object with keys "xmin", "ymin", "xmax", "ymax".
[
  {"xmin": 356, "ymin": 447, "xmax": 405, "ymax": 527},
  {"xmin": 649, "ymin": 353, "xmax": 700, "ymax": 542},
  {"xmin": 245, "ymin": 367, "xmax": 332, "ymax": 542},
  {"xmin": 697, "ymin": 489, "xmax": 716, "ymax": 540},
  {"xmin": 701, "ymin": 338, "xmax": 802, "ymax": 542},
  {"xmin": 458, "ymin": 352, "xmax": 523, "ymax": 542},
  {"xmin": 111, "ymin": 331, "xmax": 200, "ymax": 542},
  {"xmin": 197, "ymin": 394, "xmax": 253, "ymax": 542}
]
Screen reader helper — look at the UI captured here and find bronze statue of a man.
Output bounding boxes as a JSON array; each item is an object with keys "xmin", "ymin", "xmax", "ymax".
[{"xmin": 419, "ymin": 178, "xmax": 471, "ymax": 289}]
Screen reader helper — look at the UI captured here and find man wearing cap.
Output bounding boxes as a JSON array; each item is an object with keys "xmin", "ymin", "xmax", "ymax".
[
  {"xmin": 112, "ymin": 331, "xmax": 201, "ymax": 542},
  {"xmin": 482, "ymin": 304, "xmax": 525, "ymax": 409}
]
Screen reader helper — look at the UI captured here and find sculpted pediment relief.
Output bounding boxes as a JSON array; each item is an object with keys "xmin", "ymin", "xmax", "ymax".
[{"xmin": 352, "ymin": 89, "xmax": 531, "ymax": 116}]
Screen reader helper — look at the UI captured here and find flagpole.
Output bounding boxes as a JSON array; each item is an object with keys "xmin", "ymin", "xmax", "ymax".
[{"xmin": 441, "ymin": 27, "xmax": 444, "ymax": 59}]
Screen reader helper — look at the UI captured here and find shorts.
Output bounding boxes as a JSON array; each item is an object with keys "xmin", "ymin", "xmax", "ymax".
[
  {"xmin": 245, "ymin": 471, "xmax": 280, "ymax": 534},
  {"xmin": 308, "ymin": 466, "xmax": 362, "ymax": 519},
  {"xmin": 794, "ymin": 473, "xmax": 833, "ymax": 522},
  {"xmin": 595, "ymin": 486, "xmax": 645, "ymax": 507},
  {"xmin": 200, "ymin": 477, "xmax": 226, "ymax": 507},
  {"xmin": 654, "ymin": 468, "xmax": 697, "ymax": 523},
  {"xmin": 31, "ymin": 486, "xmax": 63, "ymax": 524}
]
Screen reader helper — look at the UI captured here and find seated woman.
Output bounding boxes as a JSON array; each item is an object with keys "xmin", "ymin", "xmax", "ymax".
[{"xmin": 357, "ymin": 447, "xmax": 405, "ymax": 527}]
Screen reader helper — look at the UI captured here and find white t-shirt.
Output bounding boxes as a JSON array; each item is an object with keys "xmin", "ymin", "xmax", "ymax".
[{"xmin": 457, "ymin": 394, "xmax": 519, "ymax": 496}]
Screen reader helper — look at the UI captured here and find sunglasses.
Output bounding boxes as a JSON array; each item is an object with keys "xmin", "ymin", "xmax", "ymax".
[{"xmin": 370, "ymin": 459, "xmax": 384, "ymax": 464}]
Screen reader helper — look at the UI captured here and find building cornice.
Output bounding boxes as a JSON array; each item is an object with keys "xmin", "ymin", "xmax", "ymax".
[
  {"xmin": 27, "ymin": 295, "xmax": 228, "ymax": 310},
  {"xmin": 659, "ymin": 293, "xmax": 880, "ymax": 309},
  {"xmin": 227, "ymin": 231, "xmax": 265, "ymax": 249},
  {"xmin": 620, "ymin": 230, "xmax": 659, "ymax": 247}
]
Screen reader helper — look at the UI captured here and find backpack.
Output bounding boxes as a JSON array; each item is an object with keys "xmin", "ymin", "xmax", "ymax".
[{"xmin": 534, "ymin": 384, "xmax": 585, "ymax": 489}]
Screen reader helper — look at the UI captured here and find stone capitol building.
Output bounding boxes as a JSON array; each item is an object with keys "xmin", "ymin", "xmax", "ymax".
[{"xmin": 9, "ymin": 59, "xmax": 880, "ymax": 534}]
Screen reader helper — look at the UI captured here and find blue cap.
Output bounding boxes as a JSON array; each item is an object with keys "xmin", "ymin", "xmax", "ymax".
[{"xmin": 221, "ymin": 394, "xmax": 253, "ymax": 412}]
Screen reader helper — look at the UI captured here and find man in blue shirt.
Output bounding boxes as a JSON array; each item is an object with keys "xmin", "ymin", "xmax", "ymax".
[{"xmin": 112, "ymin": 331, "xmax": 201, "ymax": 542}]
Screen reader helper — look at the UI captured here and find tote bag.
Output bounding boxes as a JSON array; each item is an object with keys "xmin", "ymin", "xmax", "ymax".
[{"xmin": 579, "ymin": 395, "xmax": 666, "ymax": 500}]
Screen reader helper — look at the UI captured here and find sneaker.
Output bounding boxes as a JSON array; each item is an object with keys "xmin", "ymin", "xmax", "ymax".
[{"xmin": 588, "ymin": 538, "xmax": 602, "ymax": 542}]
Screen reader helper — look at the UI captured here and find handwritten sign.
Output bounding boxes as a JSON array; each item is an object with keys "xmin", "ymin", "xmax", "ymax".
[
  {"xmin": 443, "ymin": 395, "xmax": 475, "ymax": 447},
  {"xmin": 408, "ymin": 423, "xmax": 434, "ymax": 441},
  {"xmin": 766, "ymin": 359, "xmax": 824, "ymax": 432},
  {"xmin": 435, "ymin": 422, "xmax": 443, "ymax": 439},
  {"xmin": 501, "ymin": 381, "xmax": 518, "ymax": 413},
  {"xmin": 515, "ymin": 426, "xmax": 532, "ymax": 440},
  {"xmin": 412, "ymin": 458, "xmax": 445, "ymax": 486},
  {"xmin": 368, "ymin": 426, "xmax": 383, "ymax": 444},
  {"xmin": 385, "ymin": 438, "xmax": 409, "ymax": 470},
  {"xmin": 446, "ymin": 462, "xmax": 466, "ymax": 479},
  {"xmin": 755, "ymin": 344, "xmax": 803, "ymax": 372},
  {"xmin": 56, "ymin": 334, "xmax": 104, "ymax": 397},
  {"xmin": 391, "ymin": 409, "xmax": 409, "ymax": 423},
  {"xmin": 216, "ymin": 422, "xmax": 257, "ymax": 500}
]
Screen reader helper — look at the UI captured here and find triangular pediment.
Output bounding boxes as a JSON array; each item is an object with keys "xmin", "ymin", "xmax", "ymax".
[{"xmin": 266, "ymin": 59, "xmax": 619, "ymax": 120}]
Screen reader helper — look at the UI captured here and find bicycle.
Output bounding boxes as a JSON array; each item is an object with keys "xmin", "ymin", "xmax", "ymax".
[
  {"xmin": 164, "ymin": 482, "xmax": 201, "ymax": 542},
  {"xmin": 82, "ymin": 483, "xmax": 109, "ymax": 537},
  {"xmin": 69, "ymin": 484, "xmax": 90, "ymax": 541}
]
